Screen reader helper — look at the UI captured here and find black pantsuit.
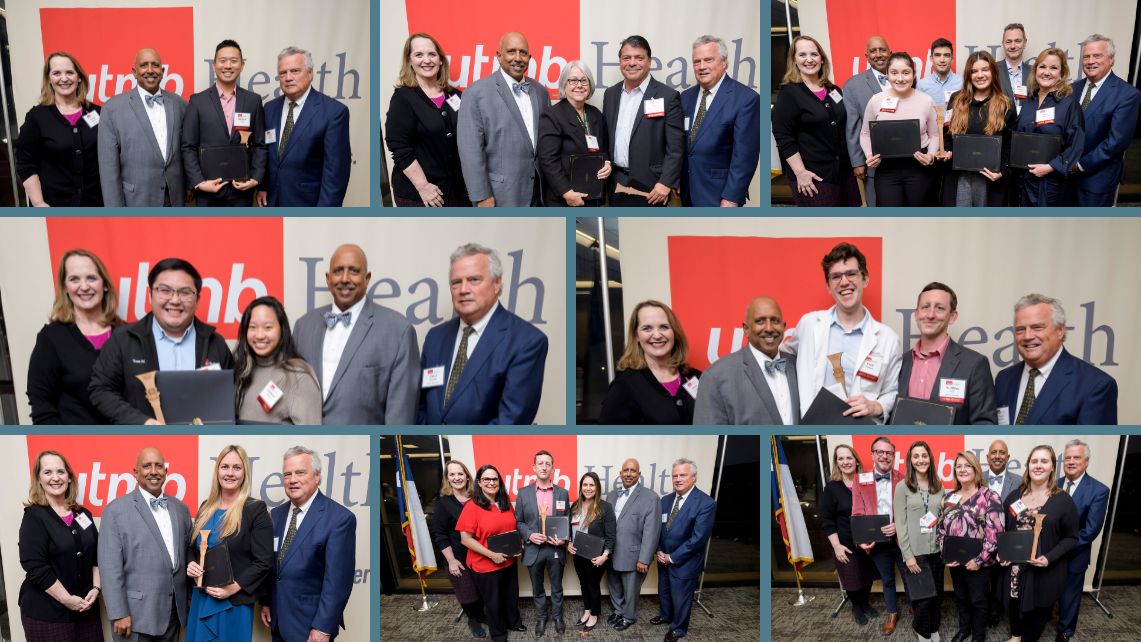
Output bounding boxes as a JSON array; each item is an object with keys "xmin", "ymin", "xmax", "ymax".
[
  {"xmin": 571, "ymin": 502, "xmax": 616, "ymax": 616},
  {"xmin": 950, "ymin": 564, "xmax": 993, "ymax": 641},
  {"xmin": 470, "ymin": 566, "xmax": 524, "ymax": 642},
  {"xmin": 429, "ymin": 495, "xmax": 484, "ymax": 620},
  {"xmin": 385, "ymin": 86, "xmax": 469, "ymax": 206}
]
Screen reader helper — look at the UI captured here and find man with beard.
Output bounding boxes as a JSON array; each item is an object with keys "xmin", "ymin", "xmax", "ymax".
[
  {"xmin": 606, "ymin": 458, "xmax": 659, "ymax": 631},
  {"xmin": 693, "ymin": 295, "xmax": 799, "ymax": 424},
  {"xmin": 843, "ymin": 36, "xmax": 891, "ymax": 205}
]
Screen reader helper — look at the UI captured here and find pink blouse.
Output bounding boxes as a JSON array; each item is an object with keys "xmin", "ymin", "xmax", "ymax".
[{"xmin": 859, "ymin": 90, "xmax": 941, "ymax": 158}]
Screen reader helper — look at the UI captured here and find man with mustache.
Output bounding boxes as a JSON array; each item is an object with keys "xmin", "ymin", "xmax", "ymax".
[
  {"xmin": 605, "ymin": 458, "xmax": 659, "ymax": 631},
  {"xmin": 693, "ymin": 295, "xmax": 799, "ymax": 424},
  {"xmin": 842, "ymin": 36, "xmax": 891, "ymax": 206},
  {"xmin": 293, "ymin": 244, "xmax": 420, "ymax": 424},
  {"xmin": 99, "ymin": 448, "xmax": 192, "ymax": 642},
  {"xmin": 89, "ymin": 258, "xmax": 234, "ymax": 424},
  {"xmin": 98, "ymin": 48, "xmax": 188, "ymax": 206},
  {"xmin": 457, "ymin": 31, "xmax": 551, "ymax": 207},
  {"xmin": 994, "ymin": 294, "xmax": 1117, "ymax": 424}
]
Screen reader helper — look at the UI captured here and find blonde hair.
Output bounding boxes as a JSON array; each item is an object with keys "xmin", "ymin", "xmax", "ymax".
[
  {"xmin": 952, "ymin": 451, "xmax": 984, "ymax": 491},
  {"xmin": 440, "ymin": 460, "xmax": 473, "ymax": 497},
  {"xmin": 396, "ymin": 33, "xmax": 453, "ymax": 93},
  {"xmin": 192, "ymin": 445, "xmax": 252, "ymax": 543},
  {"xmin": 25, "ymin": 450, "xmax": 81, "ymax": 511},
  {"xmin": 616, "ymin": 300, "xmax": 691, "ymax": 372},
  {"xmin": 1027, "ymin": 48, "xmax": 1073, "ymax": 98},
  {"xmin": 1020, "ymin": 445, "xmax": 1062, "ymax": 497},
  {"xmin": 829, "ymin": 444, "xmax": 864, "ymax": 482},
  {"xmin": 781, "ymin": 36, "xmax": 834, "ymax": 88},
  {"xmin": 39, "ymin": 52, "xmax": 91, "ymax": 108},
  {"xmin": 50, "ymin": 249, "xmax": 123, "ymax": 326}
]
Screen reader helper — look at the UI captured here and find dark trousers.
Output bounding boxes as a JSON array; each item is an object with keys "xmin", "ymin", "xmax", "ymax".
[
  {"xmin": 526, "ymin": 546, "xmax": 565, "ymax": 620},
  {"xmin": 1057, "ymin": 567, "xmax": 1085, "ymax": 636},
  {"xmin": 610, "ymin": 167, "xmax": 668, "ymax": 207},
  {"xmin": 658, "ymin": 565, "xmax": 699, "ymax": 637},
  {"xmin": 845, "ymin": 584, "xmax": 873, "ymax": 615},
  {"xmin": 873, "ymin": 157, "xmax": 933, "ymax": 206},
  {"xmin": 471, "ymin": 566, "xmax": 524, "ymax": 642},
  {"xmin": 950, "ymin": 565, "xmax": 993, "ymax": 641},
  {"xmin": 573, "ymin": 554, "xmax": 606, "ymax": 614},
  {"xmin": 910, "ymin": 553, "xmax": 944, "ymax": 636},
  {"xmin": 869, "ymin": 542, "xmax": 907, "ymax": 613},
  {"xmin": 195, "ymin": 184, "xmax": 255, "ymax": 206},
  {"xmin": 1009, "ymin": 598, "xmax": 1052, "ymax": 641}
]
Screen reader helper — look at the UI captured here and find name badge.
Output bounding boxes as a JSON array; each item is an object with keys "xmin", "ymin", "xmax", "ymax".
[
  {"xmin": 257, "ymin": 380, "xmax": 284, "ymax": 413},
  {"xmin": 422, "ymin": 366, "xmax": 445, "ymax": 388},
  {"xmin": 682, "ymin": 377, "xmax": 700, "ymax": 398},
  {"xmin": 856, "ymin": 353, "xmax": 883, "ymax": 382},
  {"xmin": 446, "ymin": 94, "xmax": 462, "ymax": 111},
  {"xmin": 1035, "ymin": 107, "xmax": 1055, "ymax": 125},
  {"xmin": 585, "ymin": 134, "xmax": 600, "ymax": 151},
  {"xmin": 1009, "ymin": 499, "xmax": 1028, "ymax": 516},
  {"xmin": 198, "ymin": 362, "xmax": 222, "ymax": 371},
  {"xmin": 879, "ymin": 96, "xmax": 899, "ymax": 113},
  {"xmin": 858, "ymin": 472, "xmax": 875, "ymax": 485},
  {"xmin": 684, "ymin": 117, "xmax": 690, "ymax": 130},
  {"xmin": 945, "ymin": 109, "xmax": 953, "ymax": 121},
  {"xmin": 938, "ymin": 378, "xmax": 967, "ymax": 403},
  {"xmin": 233, "ymin": 112, "xmax": 251, "ymax": 129},
  {"xmin": 82, "ymin": 111, "xmax": 100, "ymax": 128},
  {"xmin": 945, "ymin": 493, "xmax": 961, "ymax": 506},
  {"xmin": 1013, "ymin": 84, "xmax": 1027, "ymax": 99},
  {"xmin": 919, "ymin": 511, "xmax": 937, "ymax": 533},
  {"xmin": 265, "ymin": 128, "xmax": 277, "ymax": 144},
  {"xmin": 556, "ymin": 500, "xmax": 566, "ymax": 510},
  {"xmin": 997, "ymin": 406, "xmax": 1011, "ymax": 425},
  {"xmin": 662, "ymin": 512, "xmax": 669, "ymax": 523},
  {"xmin": 643, "ymin": 97, "xmax": 665, "ymax": 118},
  {"xmin": 944, "ymin": 90, "xmax": 955, "ymax": 104},
  {"xmin": 829, "ymin": 89, "xmax": 843, "ymax": 104},
  {"xmin": 76, "ymin": 513, "xmax": 94, "ymax": 530}
]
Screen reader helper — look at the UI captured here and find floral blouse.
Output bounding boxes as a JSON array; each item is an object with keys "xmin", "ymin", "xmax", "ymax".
[{"xmin": 935, "ymin": 486, "xmax": 1005, "ymax": 567}]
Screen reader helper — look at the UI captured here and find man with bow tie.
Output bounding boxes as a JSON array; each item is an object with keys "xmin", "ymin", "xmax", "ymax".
[
  {"xmin": 605, "ymin": 458, "xmax": 660, "ymax": 631},
  {"xmin": 984, "ymin": 439, "xmax": 1021, "ymax": 627},
  {"xmin": 693, "ymin": 296, "xmax": 798, "ymax": 424},
  {"xmin": 99, "ymin": 447, "xmax": 191, "ymax": 642},
  {"xmin": 850, "ymin": 437, "xmax": 908, "ymax": 635},
  {"xmin": 293, "ymin": 244, "xmax": 420, "ymax": 424}
]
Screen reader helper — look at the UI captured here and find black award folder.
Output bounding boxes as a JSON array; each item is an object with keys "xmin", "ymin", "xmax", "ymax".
[
  {"xmin": 851, "ymin": 514, "xmax": 890, "ymax": 545},
  {"xmin": 997, "ymin": 530, "xmax": 1035, "ymax": 563},
  {"xmin": 942, "ymin": 535, "xmax": 983, "ymax": 564},
  {"xmin": 951, "ymin": 134, "xmax": 1002, "ymax": 172},
  {"xmin": 569, "ymin": 153, "xmax": 606, "ymax": 200},
  {"xmin": 1009, "ymin": 132, "xmax": 1062, "ymax": 169},
  {"xmin": 890, "ymin": 397, "xmax": 956, "ymax": 425},
  {"xmin": 572, "ymin": 530, "xmax": 605, "ymax": 559},
  {"xmin": 156, "ymin": 370, "xmax": 235, "ymax": 424},
  {"xmin": 200, "ymin": 145, "xmax": 250, "ymax": 181},
  {"xmin": 544, "ymin": 516, "xmax": 570, "ymax": 540},
  {"xmin": 801, "ymin": 389, "xmax": 875, "ymax": 425},
  {"xmin": 901, "ymin": 558, "xmax": 937, "ymax": 601},
  {"xmin": 201, "ymin": 542, "xmax": 235, "ymax": 588},
  {"xmin": 487, "ymin": 530, "xmax": 523, "ymax": 556},
  {"xmin": 869, "ymin": 119, "xmax": 921, "ymax": 158}
]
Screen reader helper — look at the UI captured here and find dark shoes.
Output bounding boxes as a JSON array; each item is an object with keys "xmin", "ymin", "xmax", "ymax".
[
  {"xmin": 554, "ymin": 617, "xmax": 565, "ymax": 635},
  {"xmin": 650, "ymin": 615, "xmax": 666, "ymax": 625},
  {"xmin": 949, "ymin": 630, "xmax": 970, "ymax": 642},
  {"xmin": 467, "ymin": 616, "xmax": 487, "ymax": 638},
  {"xmin": 881, "ymin": 612, "xmax": 899, "ymax": 635},
  {"xmin": 862, "ymin": 603, "xmax": 880, "ymax": 619},
  {"xmin": 852, "ymin": 602, "xmax": 869, "ymax": 626},
  {"xmin": 509, "ymin": 622, "xmax": 528, "ymax": 633},
  {"xmin": 614, "ymin": 618, "xmax": 635, "ymax": 631},
  {"xmin": 534, "ymin": 618, "xmax": 546, "ymax": 637},
  {"xmin": 1056, "ymin": 634, "xmax": 1073, "ymax": 642},
  {"xmin": 607, "ymin": 612, "xmax": 622, "ymax": 626},
  {"xmin": 664, "ymin": 631, "xmax": 685, "ymax": 641}
]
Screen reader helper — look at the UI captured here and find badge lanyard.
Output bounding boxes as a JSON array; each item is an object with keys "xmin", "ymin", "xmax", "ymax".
[{"xmin": 576, "ymin": 109, "xmax": 591, "ymax": 137}]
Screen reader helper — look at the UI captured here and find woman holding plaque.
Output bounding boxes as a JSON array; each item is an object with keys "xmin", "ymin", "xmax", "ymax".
[
  {"xmin": 537, "ymin": 60, "xmax": 612, "ymax": 206},
  {"xmin": 936, "ymin": 451, "xmax": 1004, "ymax": 642},
  {"xmin": 234, "ymin": 296, "xmax": 322, "ymax": 424},
  {"xmin": 565, "ymin": 471, "xmax": 616, "ymax": 632},
  {"xmin": 27, "ymin": 248, "xmax": 123, "ymax": 424},
  {"xmin": 820, "ymin": 444, "xmax": 878, "ymax": 625},
  {"xmin": 18, "ymin": 450, "xmax": 102, "ymax": 642},
  {"xmin": 185, "ymin": 445, "xmax": 274, "ymax": 642},
  {"xmin": 429, "ymin": 460, "xmax": 487, "ymax": 639},
  {"xmin": 941, "ymin": 51, "xmax": 1018, "ymax": 206},
  {"xmin": 894, "ymin": 441, "xmax": 946, "ymax": 642},
  {"xmin": 999, "ymin": 445, "xmax": 1079, "ymax": 642},
  {"xmin": 457, "ymin": 464, "xmax": 525, "ymax": 641},
  {"xmin": 599, "ymin": 300, "xmax": 701, "ymax": 425},
  {"xmin": 1015, "ymin": 47, "xmax": 1084, "ymax": 207},
  {"xmin": 859, "ymin": 52, "xmax": 941, "ymax": 206}
]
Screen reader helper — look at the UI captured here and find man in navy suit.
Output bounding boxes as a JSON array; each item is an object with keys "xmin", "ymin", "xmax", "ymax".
[
  {"xmin": 652, "ymin": 459, "xmax": 716, "ymax": 641},
  {"xmin": 1068, "ymin": 34, "xmax": 1141, "ymax": 206},
  {"xmin": 419, "ymin": 243, "xmax": 548, "ymax": 424},
  {"xmin": 262, "ymin": 446, "xmax": 356, "ymax": 642},
  {"xmin": 1056, "ymin": 439, "xmax": 1110, "ymax": 642},
  {"xmin": 256, "ymin": 46, "xmax": 351, "ymax": 207},
  {"xmin": 680, "ymin": 35, "xmax": 759, "ymax": 207},
  {"xmin": 994, "ymin": 294, "xmax": 1117, "ymax": 425}
]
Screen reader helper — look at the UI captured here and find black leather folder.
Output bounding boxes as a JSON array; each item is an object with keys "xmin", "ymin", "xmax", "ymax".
[
  {"xmin": 1010, "ymin": 132, "xmax": 1062, "ymax": 169},
  {"xmin": 851, "ymin": 514, "xmax": 890, "ymax": 545},
  {"xmin": 572, "ymin": 530, "xmax": 605, "ymax": 559},
  {"xmin": 998, "ymin": 530, "xmax": 1034, "ymax": 563},
  {"xmin": 801, "ymin": 389, "xmax": 875, "ymax": 425},
  {"xmin": 870, "ymin": 119, "xmax": 921, "ymax": 158},
  {"xmin": 544, "ymin": 516, "xmax": 570, "ymax": 540},
  {"xmin": 951, "ymin": 134, "xmax": 1002, "ymax": 171},
  {"xmin": 902, "ymin": 557, "xmax": 937, "ymax": 601},
  {"xmin": 202, "ymin": 542, "xmax": 235, "ymax": 588},
  {"xmin": 891, "ymin": 397, "xmax": 956, "ymax": 425},
  {"xmin": 200, "ymin": 145, "xmax": 249, "ymax": 181},
  {"xmin": 570, "ymin": 154, "xmax": 606, "ymax": 199},
  {"xmin": 156, "ymin": 370, "xmax": 235, "ymax": 424},
  {"xmin": 487, "ymin": 530, "xmax": 523, "ymax": 556},
  {"xmin": 942, "ymin": 535, "xmax": 983, "ymax": 564}
]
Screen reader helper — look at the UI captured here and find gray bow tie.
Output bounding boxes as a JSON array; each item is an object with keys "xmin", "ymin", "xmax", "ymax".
[
  {"xmin": 145, "ymin": 93, "xmax": 164, "ymax": 107},
  {"xmin": 513, "ymin": 81, "xmax": 530, "ymax": 95},
  {"xmin": 323, "ymin": 310, "xmax": 351, "ymax": 329},
  {"xmin": 765, "ymin": 358, "xmax": 787, "ymax": 374},
  {"xmin": 149, "ymin": 497, "xmax": 168, "ymax": 510}
]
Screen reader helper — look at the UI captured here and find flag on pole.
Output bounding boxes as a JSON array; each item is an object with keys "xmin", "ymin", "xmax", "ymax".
[
  {"xmin": 395, "ymin": 436, "xmax": 438, "ymax": 587},
  {"xmin": 771, "ymin": 436, "xmax": 814, "ymax": 578},
  {"xmin": 770, "ymin": 128, "xmax": 782, "ymax": 177}
]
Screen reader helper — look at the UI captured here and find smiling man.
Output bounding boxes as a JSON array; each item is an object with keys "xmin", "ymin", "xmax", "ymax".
[
  {"xmin": 916, "ymin": 38, "xmax": 962, "ymax": 107},
  {"xmin": 98, "ymin": 47, "xmax": 188, "ymax": 206},
  {"xmin": 693, "ymin": 295, "xmax": 798, "ymax": 425},
  {"xmin": 293, "ymin": 244, "xmax": 420, "ymax": 425},
  {"xmin": 515, "ymin": 450, "xmax": 570, "ymax": 635},
  {"xmin": 605, "ymin": 458, "xmax": 660, "ymax": 631},
  {"xmin": 997, "ymin": 23, "xmax": 1032, "ymax": 115},
  {"xmin": 654, "ymin": 459, "xmax": 715, "ymax": 641},
  {"xmin": 1056, "ymin": 439, "xmax": 1110, "ymax": 641},
  {"xmin": 842, "ymin": 35, "xmax": 891, "ymax": 205},
  {"xmin": 89, "ymin": 258, "xmax": 233, "ymax": 424}
]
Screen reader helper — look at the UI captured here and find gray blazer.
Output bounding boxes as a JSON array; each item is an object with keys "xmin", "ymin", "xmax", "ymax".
[
  {"xmin": 842, "ymin": 69, "xmax": 882, "ymax": 205},
  {"xmin": 694, "ymin": 348, "xmax": 799, "ymax": 425},
  {"xmin": 97, "ymin": 88, "xmax": 187, "ymax": 206},
  {"xmin": 98, "ymin": 488, "xmax": 191, "ymax": 639},
  {"xmin": 606, "ymin": 483, "xmax": 660, "ymax": 571},
  {"xmin": 988, "ymin": 468, "xmax": 1022, "ymax": 504},
  {"xmin": 515, "ymin": 482, "xmax": 570, "ymax": 567},
  {"xmin": 997, "ymin": 59, "xmax": 1033, "ymax": 112},
  {"xmin": 457, "ymin": 71, "xmax": 550, "ymax": 206},
  {"xmin": 293, "ymin": 302, "xmax": 420, "ymax": 425}
]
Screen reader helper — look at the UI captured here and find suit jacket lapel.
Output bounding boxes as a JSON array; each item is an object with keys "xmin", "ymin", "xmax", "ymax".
[
  {"xmin": 494, "ymin": 73, "xmax": 535, "ymax": 154},
  {"xmin": 1028, "ymin": 350, "xmax": 1074, "ymax": 423},
  {"xmin": 899, "ymin": 353, "xmax": 914, "ymax": 398},
  {"xmin": 279, "ymin": 93, "xmax": 318, "ymax": 163},
  {"xmin": 132, "ymin": 490, "xmax": 173, "ymax": 568},
  {"xmin": 328, "ymin": 305, "xmax": 373, "ymax": 396},
  {"xmin": 742, "ymin": 350, "xmax": 780, "ymax": 420},
  {"xmin": 162, "ymin": 91, "xmax": 178, "ymax": 164},
  {"xmin": 281, "ymin": 493, "xmax": 324, "ymax": 569},
  {"xmin": 786, "ymin": 358, "xmax": 800, "ymax": 422},
  {"xmin": 206, "ymin": 86, "xmax": 232, "ymax": 142},
  {"xmin": 128, "ymin": 91, "xmax": 165, "ymax": 163},
  {"xmin": 692, "ymin": 79, "xmax": 731, "ymax": 146},
  {"xmin": 629, "ymin": 79, "xmax": 653, "ymax": 140},
  {"xmin": 930, "ymin": 341, "xmax": 963, "ymax": 402}
]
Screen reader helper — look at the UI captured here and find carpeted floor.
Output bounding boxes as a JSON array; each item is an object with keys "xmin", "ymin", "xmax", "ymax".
[{"xmin": 382, "ymin": 586, "xmax": 759, "ymax": 641}]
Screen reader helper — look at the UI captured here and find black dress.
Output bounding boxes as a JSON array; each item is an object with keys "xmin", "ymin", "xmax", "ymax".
[
  {"xmin": 598, "ymin": 367, "xmax": 701, "ymax": 425},
  {"xmin": 771, "ymin": 82, "xmax": 859, "ymax": 206},
  {"xmin": 819, "ymin": 480, "xmax": 874, "ymax": 590},
  {"xmin": 27, "ymin": 321, "xmax": 110, "ymax": 424},
  {"xmin": 384, "ymin": 86, "xmax": 469, "ymax": 205},
  {"xmin": 15, "ymin": 104, "xmax": 103, "ymax": 206},
  {"xmin": 942, "ymin": 92, "xmax": 1018, "ymax": 207}
]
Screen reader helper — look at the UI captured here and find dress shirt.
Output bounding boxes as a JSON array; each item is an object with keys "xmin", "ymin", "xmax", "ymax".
[
  {"xmin": 1080, "ymin": 75, "xmax": 1106, "ymax": 105},
  {"xmin": 278, "ymin": 86, "xmax": 312, "ymax": 135},
  {"xmin": 140, "ymin": 487, "xmax": 177, "ymax": 569},
  {"xmin": 450, "ymin": 301, "xmax": 498, "ymax": 369},
  {"xmin": 500, "ymin": 68, "xmax": 535, "ymax": 148},
  {"xmin": 1016, "ymin": 346, "xmax": 1063, "ymax": 415},
  {"xmin": 614, "ymin": 484, "xmax": 635, "ymax": 517},
  {"xmin": 690, "ymin": 73, "xmax": 726, "ymax": 118},
  {"xmin": 153, "ymin": 317, "xmax": 196, "ymax": 371},
  {"xmin": 875, "ymin": 471, "xmax": 893, "ymax": 517},
  {"xmin": 1063, "ymin": 472, "xmax": 1085, "ymax": 496},
  {"xmin": 1005, "ymin": 60, "xmax": 1025, "ymax": 113},
  {"xmin": 872, "ymin": 70, "xmax": 889, "ymax": 88},
  {"xmin": 320, "ymin": 297, "xmax": 367, "ymax": 400},
  {"xmin": 138, "ymin": 85, "xmax": 168, "ymax": 160},
  {"xmin": 909, "ymin": 335, "xmax": 950, "ymax": 400},
  {"xmin": 917, "ymin": 71, "xmax": 963, "ymax": 106},
  {"xmin": 987, "ymin": 469, "xmax": 1008, "ymax": 495},
  {"xmin": 825, "ymin": 307, "xmax": 872, "ymax": 398},
  {"xmin": 749, "ymin": 343, "xmax": 793, "ymax": 424},
  {"xmin": 216, "ymin": 83, "xmax": 236, "ymax": 134},
  {"xmin": 287, "ymin": 489, "xmax": 319, "ymax": 533},
  {"xmin": 534, "ymin": 483, "xmax": 555, "ymax": 516},
  {"xmin": 669, "ymin": 487, "xmax": 694, "ymax": 518},
  {"xmin": 613, "ymin": 75, "xmax": 652, "ymax": 168}
]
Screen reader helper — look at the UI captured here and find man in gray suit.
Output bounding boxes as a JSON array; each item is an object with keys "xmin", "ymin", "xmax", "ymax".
[
  {"xmin": 99, "ymin": 447, "xmax": 191, "ymax": 641},
  {"xmin": 842, "ymin": 36, "xmax": 890, "ymax": 206},
  {"xmin": 457, "ymin": 31, "xmax": 550, "ymax": 207},
  {"xmin": 98, "ymin": 48, "xmax": 188, "ymax": 206},
  {"xmin": 606, "ymin": 458, "xmax": 660, "ymax": 631},
  {"xmin": 515, "ymin": 450, "xmax": 569, "ymax": 636},
  {"xmin": 293, "ymin": 244, "xmax": 420, "ymax": 424},
  {"xmin": 694, "ymin": 296, "xmax": 799, "ymax": 425},
  {"xmin": 997, "ymin": 23, "xmax": 1032, "ymax": 115}
]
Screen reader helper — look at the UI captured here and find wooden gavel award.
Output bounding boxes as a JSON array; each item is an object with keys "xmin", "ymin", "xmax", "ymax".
[
  {"xmin": 197, "ymin": 530, "xmax": 211, "ymax": 588},
  {"xmin": 135, "ymin": 371, "xmax": 166, "ymax": 424},
  {"xmin": 827, "ymin": 353, "xmax": 848, "ymax": 398},
  {"xmin": 540, "ymin": 505, "xmax": 547, "ymax": 537},
  {"xmin": 1030, "ymin": 514, "xmax": 1046, "ymax": 559}
]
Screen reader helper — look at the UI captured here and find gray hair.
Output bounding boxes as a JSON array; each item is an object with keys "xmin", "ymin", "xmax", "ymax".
[
  {"xmin": 692, "ymin": 35, "xmax": 728, "ymax": 61},
  {"xmin": 450, "ymin": 243, "xmax": 503, "ymax": 281},
  {"xmin": 671, "ymin": 458, "xmax": 697, "ymax": 475},
  {"xmin": 1014, "ymin": 293, "xmax": 1066, "ymax": 328},
  {"xmin": 277, "ymin": 46, "xmax": 314, "ymax": 70},
  {"xmin": 283, "ymin": 445, "xmax": 322, "ymax": 474},
  {"xmin": 1064, "ymin": 439, "xmax": 1091, "ymax": 460},
  {"xmin": 557, "ymin": 60, "xmax": 595, "ymax": 100},
  {"xmin": 1081, "ymin": 34, "xmax": 1116, "ymax": 58}
]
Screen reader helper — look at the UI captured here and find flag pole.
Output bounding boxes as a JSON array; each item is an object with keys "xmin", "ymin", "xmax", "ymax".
[
  {"xmin": 413, "ymin": 574, "xmax": 438, "ymax": 611},
  {"xmin": 791, "ymin": 569, "xmax": 815, "ymax": 606}
]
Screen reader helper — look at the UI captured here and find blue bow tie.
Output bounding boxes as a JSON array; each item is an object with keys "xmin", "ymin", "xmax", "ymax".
[
  {"xmin": 323, "ymin": 310, "xmax": 351, "ymax": 329},
  {"xmin": 988, "ymin": 474, "xmax": 1003, "ymax": 485},
  {"xmin": 144, "ymin": 93, "xmax": 164, "ymax": 107},
  {"xmin": 149, "ymin": 496, "xmax": 168, "ymax": 510},
  {"xmin": 617, "ymin": 488, "xmax": 629, "ymax": 497},
  {"xmin": 764, "ymin": 358, "xmax": 787, "ymax": 374},
  {"xmin": 875, "ymin": 472, "xmax": 891, "ymax": 482},
  {"xmin": 512, "ymin": 81, "xmax": 530, "ymax": 95}
]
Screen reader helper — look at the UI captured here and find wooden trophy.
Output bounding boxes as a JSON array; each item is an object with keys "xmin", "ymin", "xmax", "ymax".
[
  {"xmin": 935, "ymin": 106, "xmax": 947, "ymax": 154},
  {"xmin": 197, "ymin": 530, "xmax": 211, "ymax": 588},
  {"xmin": 540, "ymin": 505, "xmax": 547, "ymax": 538},
  {"xmin": 826, "ymin": 353, "xmax": 848, "ymax": 398},
  {"xmin": 135, "ymin": 371, "xmax": 166, "ymax": 424},
  {"xmin": 1030, "ymin": 514, "xmax": 1046, "ymax": 559}
]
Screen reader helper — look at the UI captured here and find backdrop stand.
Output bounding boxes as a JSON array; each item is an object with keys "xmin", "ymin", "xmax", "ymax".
[
  {"xmin": 1090, "ymin": 435, "xmax": 1126, "ymax": 618},
  {"xmin": 693, "ymin": 435, "xmax": 728, "ymax": 619}
]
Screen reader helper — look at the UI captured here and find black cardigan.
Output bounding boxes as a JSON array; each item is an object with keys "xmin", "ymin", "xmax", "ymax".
[
  {"xmin": 772, "ymin": 82, "xmax": 851, "ymax": 184},
  {"xmin": 28, "ymin": 321, "xmax": 111, "ymax": 424},
  {"xmin": 18, "ymin": 504, "xmax": 100, "ymax": 624},
  {"xmin": 384, "ymin": 85, "xmax": 468, "ymax": 203},
  {"xmin": 430, "ymin": 494, "xmax": 469, "ymax": 559},
  {"xmin": 537, "ymin": 99, "xmax": 609, "ymax": 206},
  {"xmin": 572, "ymin": 500, "xmax": 616, "ymax": 554},
  {"xmin": 187, "ymin": 498, "xmax": 274, "ymax": 606},
  {"xmin": 820, "ymin": 480, "xmax": 857, "ymax": 550},
  {"xmin": 598, "ymin": 367, "xmax": 701, "ymax": 425},
  {"xmin": 942, "ymin": 92, "xmax": 1019, "ymax": 207},
  {"xmin": 15, "ymin": 104, "xmax": 103, "ymax": 206},
  {"xmin": 1001, "ymin": 489, "xmax": 1079, "ymax": 611}
]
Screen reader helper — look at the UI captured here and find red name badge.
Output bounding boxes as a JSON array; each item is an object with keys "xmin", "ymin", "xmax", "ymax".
[
  {"xmin": 879, "ymin": 96, "xmax": 899, "ymax": 114},
  {"xmin": 643, "ymin": 97, "xmax": 665, "ymax": 118}
]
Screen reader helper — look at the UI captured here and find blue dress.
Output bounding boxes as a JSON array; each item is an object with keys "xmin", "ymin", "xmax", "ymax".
[{"xmin": 187, "ymin": 509, "xmax": 254, "ymax": 642}]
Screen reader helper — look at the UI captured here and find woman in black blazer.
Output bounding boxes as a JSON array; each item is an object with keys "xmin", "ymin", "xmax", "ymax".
[
  {"xmin": 384, "ymin": 33, "xmax": 469, "ymax": 207},
  {"xmin": 999, "ymin": 445, "xmax": 1079, "ymax": 642},
  {"xmin": 429, "ymin": 460, "xmax": 487, "ymax": 638},
  {"xmin": 538, "ymin": 60, "xmax": 612, "ymax": 206},
  {"xmin": 19, "ymin": 450, "xmax": 102, "ymax": 642},
  {"xmin": 566, "ymin": 472, "xmax": 616, "ymax": 632},
  {"xmin": 599, "ymin": 300, "xmax": 701, "ymax": 424},
  {"xmin": 27, "ymin": 249, "xmax": 123, "ymax": 424},
  {"xmin": 185, "ymin": 445, "xmax": 274, "ymax": 642},
  {"xmin": 15, "ymin": 52, "xmax": 102, "ymax": 206}
]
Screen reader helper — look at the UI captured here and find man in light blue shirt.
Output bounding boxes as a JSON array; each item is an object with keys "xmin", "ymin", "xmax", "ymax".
[{"xmin": 916, "ymin": 38, "xmax": 962, "ymax": 107}]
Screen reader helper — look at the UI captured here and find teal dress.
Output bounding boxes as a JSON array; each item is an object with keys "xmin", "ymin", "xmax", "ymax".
[{"xmin": 188, "ymin": 509, "xmax": 254, "ymax": 641}]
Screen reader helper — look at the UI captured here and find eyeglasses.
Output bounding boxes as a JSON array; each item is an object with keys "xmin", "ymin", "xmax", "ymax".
[
  {"xmin": 566, "ymin": 78, "xmax": 589, "ymax": 87},
  {"xmin": 872, "ymin": 449, "xmax": 894, "ymax": 456},
  {"xmin": 828, "ymin": 270, "xmax": 862, "ymax": 284},
  {"xmin": 152, "ymin": 285, "xmax": 197, "ymax": 301},
  {"xmin": 479, "ymin": 477, "xmax": 500, "ymax": 484}
]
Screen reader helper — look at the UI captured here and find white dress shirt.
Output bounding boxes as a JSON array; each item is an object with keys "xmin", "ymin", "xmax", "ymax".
[
  {"xmin": 278, "ymin": 86, "xmax": 312, "ymax": 137},
  {"xmin": 613, "ymin": 483, "xmax": 636, "ymax": 518},
  {"xmin": 321, "ymin": 297, "xmax": 367, "ymax": 400},
  {"xmin": 500, "ymin": 68, "xmax": 535, "ymax": 148},
  {"xmin": 287, "ymin": 489, "xmax": 319, "ymax": 533},
  {"xmin": 691, "ymin": 73, "xmax": 726, "ymax": 118},
  {"xmin": 138, "ymin": 85, "xmax": 168, "ymax": 160},
  {"xmin": 613, "ymin": 75, "xmax": 652, "ymax": 168},
  {"xmin": 749, "ymin": 343, "xmax": 793, "ymax": 425},
  {"xmin": 1016, "ymin": 347, "xmax": 1063, "ymax": 416},
  {"xmin": 1081, "ymin": 75, "xmax": 1106, "ymax": 105},
  {"xmin": 1064, "ymin": 472, "xmax": 1085, "ymax": 496},
  {"xmin": 451, "ymin": 301, "xmax": 499, "ymax": 369},
  {"xmin": 875, "ymin": 472, "xmax": 893, "ymax": 516},
  {"xmin": 140, "ymin": 487, "xmax": 177, "ymax": 569}
]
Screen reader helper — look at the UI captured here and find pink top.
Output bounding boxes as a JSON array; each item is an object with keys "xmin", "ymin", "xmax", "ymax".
[
  {"xmin": 812, "ymin": 88, "xmax": 828, "ymax": 101},
  {"xmin": 61, "ymin": 512, "xmax": 75, "ymax": 526},
  {"xmin": 908, "ymin": 335, "xmax": 950, "ymax": 400},
  {"xmin": 859, "ymin": 90, "xmax": 940, "ymax": 158},
  {"xmin": 217, "ymin": 84, "xmax": 236, "ymax": 134},
  {"xmin": 430, "ymin": 94, "xmax": 446, "ymax": 109},
  {"xmin": 661, "ymin": 376, "xmax": 682, "ymax": 396},
  {"xmin": 534, "ymin": 484, "xmax": 554, "ymax": 517},
  {"xmin": 62, "ymin": 111, "xmax": 83, "ymax": 126},
  {"xmin": 86, "ymin": 327, "xmax": 112, "ymax": 350}
]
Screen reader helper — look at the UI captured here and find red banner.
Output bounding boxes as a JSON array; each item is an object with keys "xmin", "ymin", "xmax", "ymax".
[
  {"xmin": 824, "ymin": 0, "xmax": 957, "ymax": 86},
  {"xmin": 472, "ymin": 435, "xmax": 578, "ymax": 501},
  {"xmin": 851, "ymin": 434, "xmax": 966, "ymax": 489}
]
